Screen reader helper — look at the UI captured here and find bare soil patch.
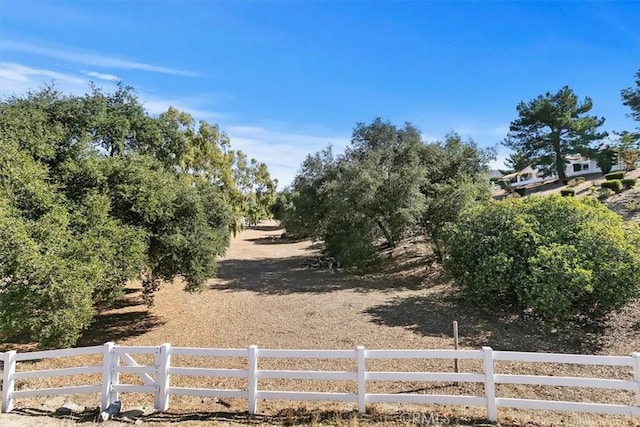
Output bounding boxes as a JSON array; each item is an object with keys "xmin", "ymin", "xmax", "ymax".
[{"xmin": 3, "ymin": 222, "xmax": 640, "ymax": 426}]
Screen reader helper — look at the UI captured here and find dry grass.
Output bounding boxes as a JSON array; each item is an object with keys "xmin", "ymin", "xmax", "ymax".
[{"xmin": 3, "ymin": 221, "xmax": 640, "ymax": 426}]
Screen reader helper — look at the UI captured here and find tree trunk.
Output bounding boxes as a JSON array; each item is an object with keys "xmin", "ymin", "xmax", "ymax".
[
  {"xmin": 376, "ymin": 220, "xmax": 395, "ymax": 248},
  {"xmin": 553, "ymin": 133, "xmax": 566, "ymax": 181},
  {"xmin": 556, "ymin": 157, "xmax": 567, "ymax": 181}
]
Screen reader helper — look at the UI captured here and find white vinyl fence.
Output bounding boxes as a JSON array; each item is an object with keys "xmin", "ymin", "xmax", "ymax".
[{"xmin": 1, "ymin": 343, "xmax": 640, "ymax": 422}]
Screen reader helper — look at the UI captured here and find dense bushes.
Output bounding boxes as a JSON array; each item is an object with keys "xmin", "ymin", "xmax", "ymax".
[
  {"xmin": 601, "ymin": 180, "xmax": 623, "ymax": 192},
  {"xmin": 445, "ymin": 196, "xmax": 640, "ymax": 321},
  {"xmin": 622, "ymin": 177, "xmax": 637, "ymax": 189},
  {"xmin": 605, "ymin": 171, "xmax": 625, "ymax": 180}
]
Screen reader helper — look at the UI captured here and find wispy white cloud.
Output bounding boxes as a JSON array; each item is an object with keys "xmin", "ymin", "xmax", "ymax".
[
  {"xmin": 226, "ymin": 125, "xmax": 350, "ymax": 187},
  {"xmin": 85, "ymin": 71, "xmax": 120, "ymax": 82},
  {"xmin": 0, "ymin": 62, "xmax": 88, "ymax": 95},
  {"xmin": 0, "ymin": 62, "xmax": 222, "ymax": 120},
  {"xmin": 0, "ymin": 62, "xmax": 227, "ymax": 127},
  {"xmin": 143, "ymin": 98, "xmax": 227, "ymax": 122},
  {"xmin": 0, "ymin": 40, "xmax": 198, "ymax": 77},
  {"xmin": 454, "ymin": 124, "xmax": 510, "ymax": 138}
]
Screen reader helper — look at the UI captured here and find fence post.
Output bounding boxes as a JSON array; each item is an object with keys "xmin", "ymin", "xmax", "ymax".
[
  {"xmin": 155, "ymin": 343, "xmax": 171, "ymax": 411},
  {"xmin": 1, "ymin": 350, "xmax": 16, "ymax": 413},
  {"xmin": 632, "ymin": 353, "xmax": 640, "ymax": 407},
  {"xmin": 112, "ymin": 350, "xmax": 121, "ymax": 404},
  {"xmin": 0, "ymin": 351, "xmax": 5, "ymax": 413},
  {"xmin": 357, "ymin": 346, "xmax": 366, "ymax": 414},
  {"xmin": 101, "ymin": 342, "xmax": 114, "ymax": 410},
  {"xmin": 248, "ymin": 345, "xmax": 258, "ymax": 415},
  {"xmin": 482, "ymin": 347, "xmax": 497, "ymax": 422}
]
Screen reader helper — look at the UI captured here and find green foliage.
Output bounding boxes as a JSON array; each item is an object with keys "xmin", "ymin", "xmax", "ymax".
[
  {"xmin": 324, "ymin": 218, "xmax": 378, "ymax": 268},
  {"xmin": 444, "ymin": 196, "xmax": 640, "ymax": 321},
  {"xmin": 620, "ymin": 70, "xmax": 640, "ymax": 169},
  {"xmin": 560, "ymin": 188, "xmax": 575, "ymax": 197},
  {"xmin": 281, "ymin": 119, "xmax": 493, "ymax": 267},
  {"xmin": 598, "ymin": 187, "xmax": 614, "ymax": 200},
  {"xmin": 616, "ymin": 132, "xmax": 639, "ymax": 171},
  {"xmin": 0, "ymin": 85, "xmax": 271, "ymax": 347},
  {"xmin": 499, "ymin": 151, "xmax": 529, "ymax": 175},
  {"xmin": 622, "ymin": 178, "xmax": 637, "ymax": 189},
  {"xmin": 504, "ymin": 86, "xmax": 608, "ymax": 181},
  {"xmin": 231, "ymin": 151, "xmax": 277, "ymax": 230},
  {"xmin": 605, "ymin": 171, "xmax": 625, "ymax": 180},
  {"xmin": 0, "ymin": 203, "xmax": 92, "ymax": 347},
  {"xmin": 600, "ymin": 180, "xmax": 623, "ymax": 193},
  {"xmin": 103, "ymin": 155, "xmax": 232, "ymax": 301},
  {"xmin": 419, "ymin": 133, "xmax": 494, "ymax": 260},
  {"xmin": 567, "ymin": 177, "xmax": 585, "ymax": 187},
  {"xmin": 595, "ymin": 145, "xmax": 618, "ymax": 175},
  {"xmin": 593, "ymin": 145, "xmax": 618, "ymax": 175},
  {"xmin": 283, "ymin": 146, "xmax": 339, "ymax": 240},
  {"xmin": 622, "ymin": 68, "xmax": 640, "ymax": 125}
]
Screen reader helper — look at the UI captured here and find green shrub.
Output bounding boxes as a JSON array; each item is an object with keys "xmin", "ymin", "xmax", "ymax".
[
  {"xmin": 600, "ymin": 180, "xmax": 623, "ymax": 192},
  {"xmin": 560, "ymin": 188, "xmax": 575, "ymax": 197},
  {"xmin": 605, "ymin": 171, "xmax": 625, "ymax": 180},
  {"xmin": 444, "ymin": 196, "xmax": 640, "ymax": 322},
  {"xmin": 567, "ymin": 177, "xmax": 585, "ymax": 187},
  {"xmin": 598, "ymin": 187, "xmax": 614, "ymax": 200},
  {"xmin": 622, "ymin": 177, "xmax": 637, "ymax": 189}
]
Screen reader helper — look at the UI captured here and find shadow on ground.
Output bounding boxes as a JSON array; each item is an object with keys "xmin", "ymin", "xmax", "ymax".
[
  {"xmin": 210, "ymin": 254, "xmax": 437, "ymax": 295},
  {"xmin": 244, "ymin": 236, "xmax": 307, "ymax": 245},
  {"xmin": 363, "ymin": 292, "xmax": 608, "ymax": 353},
  {"xmin": 206, "ymin": 240, "xmax": 612, "ymax": 353},
  {"xmin": 77, "ymin": 309, "xmax": 165, "ymax": 346},
  {"xmin": 8, "ymin": 407, "xmax": 506, "ymax": 426},
  {"xmin": 10, "ymin": 407, "xmax": 100, "ymax": 423},
  {"xmin": 248, "ymin": 224, "xmax": 283, "ymax": 232}
]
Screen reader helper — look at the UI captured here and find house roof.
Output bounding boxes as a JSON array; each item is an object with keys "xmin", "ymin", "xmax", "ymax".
[
  {"xmin": 500, "ymin": 165, "xmax": 534, "ymax": 180},
  {"xmin": 500, "ymin": 171, "xmax": 519, "ymax": 180}
]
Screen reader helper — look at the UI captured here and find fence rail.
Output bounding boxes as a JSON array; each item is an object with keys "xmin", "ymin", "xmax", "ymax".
[{"xmin": 1, "ymin": 343, "xmax": 640, "ymax": 422}]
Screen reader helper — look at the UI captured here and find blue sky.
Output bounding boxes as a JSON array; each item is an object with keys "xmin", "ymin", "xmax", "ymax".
[{"xmin": 1, "ymin": 1, "xmax": 639, "ymax": 186}]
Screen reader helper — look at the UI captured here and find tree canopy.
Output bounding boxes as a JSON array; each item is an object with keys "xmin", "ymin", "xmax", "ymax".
[
  {"xmin": 0, "ymin": 85, "xmax": 275, "ymax": 347},
  {"xmin": 622, "ymin": 68, "xmax": 640, "ymax": 128},
  {"xmin": 277, "ymin": 118, "xmax": 494, "ymax": 266},
  {"xmin": 504, "ymin": 86, "xmax": 607, "ymax": 181}
]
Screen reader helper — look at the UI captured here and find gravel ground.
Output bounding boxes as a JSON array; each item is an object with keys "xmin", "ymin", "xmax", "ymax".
[{"xmin": 2, "ymin": 218, "xmax": 640, "ymax": 426}]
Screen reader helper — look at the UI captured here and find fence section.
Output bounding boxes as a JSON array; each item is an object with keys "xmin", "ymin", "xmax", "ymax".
[
  {"xmin": 492, "ymin": 351, "xmax": 640, "ymax": 417},
  {"xmin": 2, "ymin": 345, "xmax": 103, "ymax": 413},
  {"xmin": 1, "ymin": 343, "xmax": 640, "ymax": 422}
]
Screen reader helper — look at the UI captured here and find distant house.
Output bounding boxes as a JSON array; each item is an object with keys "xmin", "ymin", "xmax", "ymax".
[
  {"xmin": 500, "ymin": 166, "xmax": 548, "ymax": 189},
  {"xmin": 500, "ymin": 155, "xmax": 622, "ymax": 190},
  {"xmin": 563, "ymin": 155, "xmax": 601, "ymax": 176}
]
